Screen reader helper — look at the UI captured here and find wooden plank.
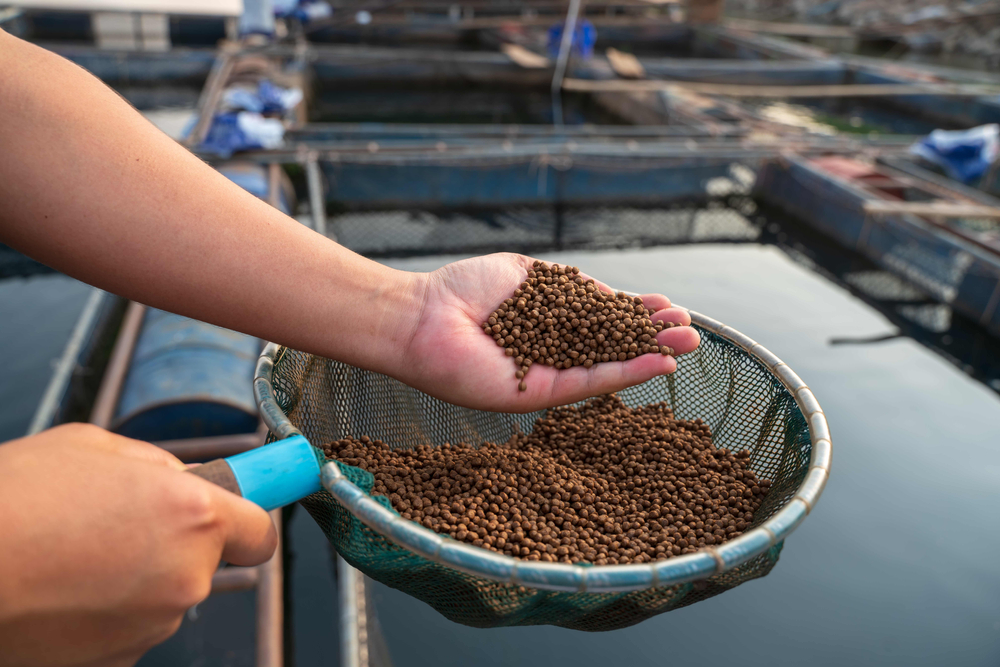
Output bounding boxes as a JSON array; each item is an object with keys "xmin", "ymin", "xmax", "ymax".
[
  {"xmin": 13, "ymin": 0, "xmax": 241, "ymax": 16},
  {"xmin": 687, "ymin": 0, "xmax": 722, "ymax": 23},
  {"xmin": 308, "ymin": 14, "xmax": 681, "ymax": 30},
  {"xmin": 500, "ymin": 43, "xmax": 550, "ymax": 69},
  {"xmin": 347, "ymin": 0, "xmax": 676, "ymax": 7},
  {"xmin": 724, "ymin": 18, "xmax": 856, "ymax": 38},
  {"xmin": 183, "ymin": 49, "xmax": 235, "ymax": 148},
  {"xmin": 864, "ymin": 200, "xmax": 1000, "ymax": 219},
  {"xmin": 562, "ymin": 78, "xmax": 1000, "ymax": 97},
  {"xmin": 606, "ymin": 47, "xmax": 646, "ymax": 79}
]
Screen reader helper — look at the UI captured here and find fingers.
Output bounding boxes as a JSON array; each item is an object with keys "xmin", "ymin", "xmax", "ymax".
[
  {"xmin": 656, "ymin": 325, "xmax": 701, "ymax": 355},
  {"xmin": 588, "ymin": 352, "xmax": 678, "ymax": 393},
  {"xmin": 637, "ymin": 293, "xmax": 672, "ymax": 311},
  {"xmin": 545, "ymin": 353, "xmax": 677, "ymax": 406},
  {"xmin": 204, "ymin": 486, "xmax": 278, "ymax": 566},
  {"xmin": 523, "ymin": 324, "xmax": 700, "ymax": 409},
  {"xmin": 651, "ymin": 306, "xmax": 691, "ymax": 327}
]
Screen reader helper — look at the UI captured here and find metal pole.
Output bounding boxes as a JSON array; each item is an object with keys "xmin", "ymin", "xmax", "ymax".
[
  {"xmin": 256, "ymin": 509, "xmax": 284, "ymax": 667},
  {"xmin": 305, "ymin": 153, "xmax": 329, "ymax": 238},
  {"xmin": 211, "ymin": 566, "xmax": 260, "ymax": 594},
  {"xmin": 155, "ymin": 429, "xmax": 266, "ymax": 462},
  {"xmin": 27, "ymin": 289, "xmax": 106, "ymax": 435},
  {"xmin": 184, "ymin": 50, "xmax": 235, "ymax": 148},
  {"xmin": 339, "ymin": 556, "xmax": 369, "ymax": 667},
  {"xmin": 550, "ymin": 0, "xmax": 582, "ymax": 127},
  {"xmin": 267, "ymin": 163, "xmax": 282, "ymax": 210},
  {"xmin": 90, "ymin": 301, "xmax": 146, "ymax": 429}
]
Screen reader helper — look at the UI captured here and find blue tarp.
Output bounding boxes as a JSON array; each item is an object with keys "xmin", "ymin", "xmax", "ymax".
[
  {"xmin": 547, "ymin": 19, "xmax": 597, "ymax": 60},
  {"xmin": 200, "ymin": 112, "xmax": 285, "ymax": 158},
  {"xmin": 910, "ymin": 124, "xmax": 1000, "ymax": 184},
  {"xmin": 274, "ymin": 0, "xmax": 331, "ymax": 22},
  {"xmin": 197, "ymin": 81, "xmax": 302, "ymax": 157}
]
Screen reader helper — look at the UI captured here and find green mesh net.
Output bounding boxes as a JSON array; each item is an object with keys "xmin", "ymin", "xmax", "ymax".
[{"xmin": 267, "ymin": 326, "xmax": 811, "ymax": 631}]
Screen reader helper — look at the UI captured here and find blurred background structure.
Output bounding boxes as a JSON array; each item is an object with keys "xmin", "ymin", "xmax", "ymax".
[{"xmin": 2, "ymin": 0, "xmax": 999, "ymax": 665}]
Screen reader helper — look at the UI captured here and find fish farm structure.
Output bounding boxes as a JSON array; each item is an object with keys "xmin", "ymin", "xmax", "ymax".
[{"xmin": 4, "ymin": 0, "xmax": 1000, "ymax": 666}]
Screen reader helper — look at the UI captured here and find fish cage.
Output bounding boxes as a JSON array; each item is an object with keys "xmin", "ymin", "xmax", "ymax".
[{"xmin": 17, "ymin": 7, "xmax": 1000, "ymax": 662}]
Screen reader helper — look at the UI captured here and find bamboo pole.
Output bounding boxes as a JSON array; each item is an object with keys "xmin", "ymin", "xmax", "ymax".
[
  {"xmin": 864, "ymin": 201, "xmax": 1000, "ymax": 218},
  {"xmin": 562, "ymin": 78, "xmax": 1000, "ymax": 98},
  {"xmin": 723, "ymin": 18, "xmax": 856, "ymax": 38},
  {"xmin": 551, "ymin": 0, "xmax": 583, "ymax": 127}
]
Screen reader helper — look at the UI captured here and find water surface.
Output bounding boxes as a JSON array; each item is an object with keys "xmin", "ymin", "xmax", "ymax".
[
  {"xmin": 0, "ymin": 274, "xmax": 94, "ymax": 441},
  {"xmin": 353, "ymin": 244, "xmax": 1000, "ymax": 667}
]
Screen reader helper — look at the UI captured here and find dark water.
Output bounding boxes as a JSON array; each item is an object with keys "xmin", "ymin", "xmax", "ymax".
[
  {"xmin": 285, "ymin": 504, "xmax": 341, "ymax": 667},
  {"xmin": 139, "ymin": 591, "xmax": 258, "ymax": 667},
  {"xmin": 7, "ymin": 212, "xmax": 1000, "ymax": 666},
  {"xmin": 310, "ymin": 88, "xmax": 626, "ymax": 125},
  {"xmin": 354, "ymin": 244, "xmax": 1000, "ymax": 667},
  {"xmin": 0, "ymin": 274, "xmax": 94, "ymax": 441}
]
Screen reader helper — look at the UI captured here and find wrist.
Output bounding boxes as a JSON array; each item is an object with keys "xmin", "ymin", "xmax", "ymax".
[
  {"xmin": 315, "ymin": 261, "xmax": 430, "ymax": 378},
  {"xmin": 372, "ymin": 267, "xmax": 430, "ymax": 375}
]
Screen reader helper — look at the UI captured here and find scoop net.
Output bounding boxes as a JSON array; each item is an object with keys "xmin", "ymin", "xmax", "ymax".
[{"xmin": 264, "ymin": 324, "xmax": 817, "ymax": 632}]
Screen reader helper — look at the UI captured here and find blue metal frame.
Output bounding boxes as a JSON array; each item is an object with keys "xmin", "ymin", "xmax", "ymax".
[{"xmin": 755, "ymin": 155, "xmax": 1000, "ymax": 335}]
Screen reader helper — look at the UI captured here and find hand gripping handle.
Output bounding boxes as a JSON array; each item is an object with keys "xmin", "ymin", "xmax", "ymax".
[{"xmin": 188, "ymin": 435, "xmax": 323, "ymax": 511}]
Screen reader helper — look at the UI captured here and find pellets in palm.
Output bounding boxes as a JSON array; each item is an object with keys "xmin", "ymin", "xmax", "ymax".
[
  {"xmin": 323, "ymin": 394, "xmax": 770, "ymax": 565},
  {"xmin": 483, "ymin": 261, "xmax": 680, "ymax": 391}
]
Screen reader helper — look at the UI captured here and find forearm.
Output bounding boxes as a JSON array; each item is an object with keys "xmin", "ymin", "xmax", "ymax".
[{"xmin": 0, "ymin": 31, "xmax": 425, "ymax": 375}]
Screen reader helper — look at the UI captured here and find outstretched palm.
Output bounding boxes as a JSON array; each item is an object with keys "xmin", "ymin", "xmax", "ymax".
[{"xmin": 399, "ymin": 253, "xmax": 700, "ymax": 413}]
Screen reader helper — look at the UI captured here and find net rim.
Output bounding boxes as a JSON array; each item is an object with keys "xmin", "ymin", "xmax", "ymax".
[{"xmin": 253, "ymin": 309, "xmax": 831, "ymax": 593}]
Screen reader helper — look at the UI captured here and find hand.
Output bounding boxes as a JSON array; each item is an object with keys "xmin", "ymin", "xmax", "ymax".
[
  {"xmin": 0, "ymin": 424, "xmax": 276, "ymax": 667},
  {"xmin": 400, "ymin": 253, "xmax": 700, "ymax": 412}
]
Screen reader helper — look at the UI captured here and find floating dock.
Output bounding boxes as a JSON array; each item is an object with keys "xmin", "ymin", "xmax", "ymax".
[{"xmin": 10, "ymin": 2, "xmax": 1000, "ymax": 665}]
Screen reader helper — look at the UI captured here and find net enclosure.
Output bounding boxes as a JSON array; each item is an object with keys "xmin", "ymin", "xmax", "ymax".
[{"xmin": 255, "ymin": 310, "xmax": 831, "ymax": 632}]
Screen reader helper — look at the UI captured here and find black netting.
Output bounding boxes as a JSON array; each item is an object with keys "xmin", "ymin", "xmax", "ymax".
[
  {"xmin": 266, "ymin": 326, "xmax": 811, "ymax": 631},
  {"xmin": 327, "ymin": 196, "xmax": 761, "ymax": 259}
]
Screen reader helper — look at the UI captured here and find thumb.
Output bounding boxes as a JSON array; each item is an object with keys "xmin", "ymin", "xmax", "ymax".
[{"xmin": 202, "ymin": 482, "xmax": 278, "ymax": 566}]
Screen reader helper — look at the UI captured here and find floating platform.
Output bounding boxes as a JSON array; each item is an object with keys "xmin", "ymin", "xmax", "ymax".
[
  {"xmin": 12, "ymin": 12, "xmax": 1000, "ymax": 666},
  {"xmin": 755, "ymin": 154, "xmax": 1000, "ymax": 336}
]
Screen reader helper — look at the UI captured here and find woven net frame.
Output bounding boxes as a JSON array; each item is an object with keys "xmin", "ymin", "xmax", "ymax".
[{"xmin": 257, "ymin": 311, "xmax": 830, "ymax": 631}]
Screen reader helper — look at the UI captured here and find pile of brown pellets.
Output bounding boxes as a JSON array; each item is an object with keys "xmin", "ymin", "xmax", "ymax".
[
  {"xmin": 483, "ymin": 261, "xmax": 681, "ymax": 391},
  {"xmin": 322, "ymin": 395, "xmax": 771, "ymax": 565}
]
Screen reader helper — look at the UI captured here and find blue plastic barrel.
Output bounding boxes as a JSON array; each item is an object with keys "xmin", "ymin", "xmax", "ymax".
[{"xmin": 113, "ymin": 309, "xmax": 261, "ymax": 441}]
